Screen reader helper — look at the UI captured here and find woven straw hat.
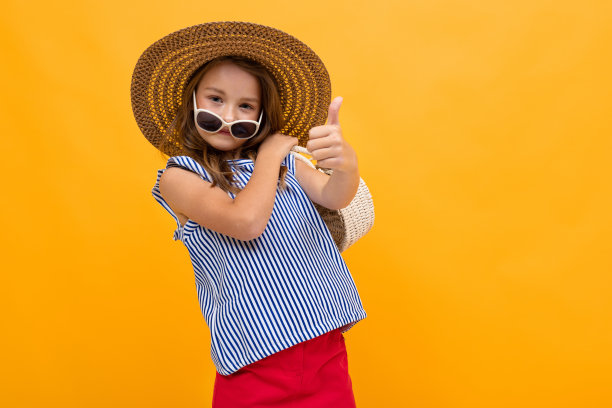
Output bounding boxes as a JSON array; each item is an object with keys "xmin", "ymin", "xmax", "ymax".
[{"xmin": 131, "ymin": 21, "xmax": 331, "ymax": 156}]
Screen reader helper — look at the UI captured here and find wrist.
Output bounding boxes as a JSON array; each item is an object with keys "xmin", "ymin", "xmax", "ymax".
[{"xmin": 336, "ymin": 149, "xmax": 358, "ymax": 174}]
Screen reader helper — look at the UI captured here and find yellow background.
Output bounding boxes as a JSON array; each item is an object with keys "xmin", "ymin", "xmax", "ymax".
[{"xmin": 2, "ymin": 0, "xmax": 611, "ymax": 407}]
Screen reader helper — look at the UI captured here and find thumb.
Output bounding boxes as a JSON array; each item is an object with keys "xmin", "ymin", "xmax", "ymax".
[{"xmin": 326, "ymin": 96, "xmax": 343, "ymax": 126}]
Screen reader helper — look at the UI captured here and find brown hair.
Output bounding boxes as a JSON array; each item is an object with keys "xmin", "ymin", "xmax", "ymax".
[{"xmin": 160, "ymin": 56, "xmax": 287, "ymax": 194}]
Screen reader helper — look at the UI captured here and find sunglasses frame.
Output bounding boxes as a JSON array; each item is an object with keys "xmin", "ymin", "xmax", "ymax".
[{"xmin": 192, "ymin": 90, "xmax": 263, "ymax": 139}]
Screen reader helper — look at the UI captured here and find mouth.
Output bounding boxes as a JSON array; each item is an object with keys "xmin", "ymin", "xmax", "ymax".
[{"xmin": 217, "ymin": 129, "xmax": 231, "ymax": 136}]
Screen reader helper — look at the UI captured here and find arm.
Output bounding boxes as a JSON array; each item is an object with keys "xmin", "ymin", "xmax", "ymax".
[
  {"xmin": 159, "ymin": 133, "xmax": 297, "ymax": 241},
  {"xmin": 295, "ymin": 96, "xmax": 360, "ymax": 209},
  {"xmin": 294, "ymin": 151, "xmax": 359, "ymax": 210}
]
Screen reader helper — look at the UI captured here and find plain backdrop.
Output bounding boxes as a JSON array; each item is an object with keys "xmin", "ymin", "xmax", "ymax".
[{"xmin": 1, "ymin": 0, "xmax": 611, "ymax": 407}]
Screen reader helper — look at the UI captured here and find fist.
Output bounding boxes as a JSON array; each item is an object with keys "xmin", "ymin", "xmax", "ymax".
[{"xmin": 306, "ymin": 96, "xmax": 357, "ymax": 172}]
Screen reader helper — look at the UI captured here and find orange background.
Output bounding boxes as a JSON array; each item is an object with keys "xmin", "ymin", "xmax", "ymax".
[{"xmin": 2, "ymin": 0, "xmax": 611, "ymax": 407}]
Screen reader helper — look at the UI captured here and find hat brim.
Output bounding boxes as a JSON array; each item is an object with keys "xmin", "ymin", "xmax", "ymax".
[{"xmin": 131, "ymin": 21, "xmax": 331, "ymax": 156}]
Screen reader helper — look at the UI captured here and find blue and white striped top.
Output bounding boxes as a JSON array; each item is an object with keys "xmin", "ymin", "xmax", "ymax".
[{"xmin": 152, "ymin": 153, "xmax": 366, "ymax": 375}]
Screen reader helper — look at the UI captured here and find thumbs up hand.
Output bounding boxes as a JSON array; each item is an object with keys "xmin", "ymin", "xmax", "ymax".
[{"xmin": 306, "ymin": 96, "xmax": 357, "ymax": 173}]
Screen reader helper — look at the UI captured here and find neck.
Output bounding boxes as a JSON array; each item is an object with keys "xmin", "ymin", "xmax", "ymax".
[{"xmin": 203, "ymin": 148, "xmax": 251, "ymax": 161}]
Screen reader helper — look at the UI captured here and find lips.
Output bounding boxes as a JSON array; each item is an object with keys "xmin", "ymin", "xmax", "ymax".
[{"xmin": 217, "ymin": 129, "xmax": 231, "ymax": 136}]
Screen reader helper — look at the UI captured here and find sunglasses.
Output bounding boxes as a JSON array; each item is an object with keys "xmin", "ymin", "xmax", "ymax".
[{"xmin": 192, "ymin": 90, "xmax": 263, "ymax": 139}]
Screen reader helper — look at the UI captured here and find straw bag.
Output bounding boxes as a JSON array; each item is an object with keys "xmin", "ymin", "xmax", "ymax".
[{"xmin": 290, "ymin": 146, "xmax": 375, "ymax": 252}]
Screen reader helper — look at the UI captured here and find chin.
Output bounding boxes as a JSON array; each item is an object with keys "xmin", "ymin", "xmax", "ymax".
[
  {"xmin": 215, "ymin": 142, "xmax": 243, "ymax": 151},
  {"xmin": 199, "ymin": 131, "xmax": 246, "ymax": 151}
]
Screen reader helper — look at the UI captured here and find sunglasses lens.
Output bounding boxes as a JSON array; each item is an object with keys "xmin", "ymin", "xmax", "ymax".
[
  {"xmin": 196, "ymin": 111, "xmax": 222, "ymax": 132},
  {"xmin": 231, "ymin": 123, "xmax": 258, "ymax": 139}
]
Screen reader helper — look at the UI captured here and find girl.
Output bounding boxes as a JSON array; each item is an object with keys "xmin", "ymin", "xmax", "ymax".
[{"xmin": 131, "ymin": 22, "xmax": 367, "ymax": 407}]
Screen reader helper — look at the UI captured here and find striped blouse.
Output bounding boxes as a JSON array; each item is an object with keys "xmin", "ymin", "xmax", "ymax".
[{"xmin": 151, "ymin": 153, "xmax": 367, "ymax": 375}]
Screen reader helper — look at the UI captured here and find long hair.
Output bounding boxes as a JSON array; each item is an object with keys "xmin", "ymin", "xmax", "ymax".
[{"xmin": 161, "ymin": 56, "xmax": 287, "ymax": 194}]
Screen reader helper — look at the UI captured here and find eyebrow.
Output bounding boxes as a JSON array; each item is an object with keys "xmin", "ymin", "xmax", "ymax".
[{"xmin": 203, "ymin": 87, "xmax": 260, "ymax": 103}]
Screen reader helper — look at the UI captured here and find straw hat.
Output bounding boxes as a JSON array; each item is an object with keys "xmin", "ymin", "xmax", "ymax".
[{"xmin": 131, "ymin": 21, "xmax": 331, "ymax": 156}]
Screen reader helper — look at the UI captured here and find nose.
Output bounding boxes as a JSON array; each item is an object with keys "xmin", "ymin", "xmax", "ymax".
[{"xmin": 220, "ymin": 106, "xmax": 237, "ymax": 124}]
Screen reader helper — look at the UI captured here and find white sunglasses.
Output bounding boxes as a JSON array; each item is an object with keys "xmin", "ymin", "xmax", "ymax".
[{"xmin": 192, "ymin": 90, "xmax": 263, "ymax": 139}]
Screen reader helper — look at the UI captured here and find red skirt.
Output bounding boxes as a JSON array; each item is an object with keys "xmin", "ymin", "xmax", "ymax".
[{"xmin": 212, "ymin": 327, "xmax": 356, "ymax": 408}]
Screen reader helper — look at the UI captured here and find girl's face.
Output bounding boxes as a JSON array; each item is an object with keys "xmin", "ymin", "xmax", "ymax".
[{"xmin": 194, "ymin": 61, "xmax": 262, "ymax": 151}]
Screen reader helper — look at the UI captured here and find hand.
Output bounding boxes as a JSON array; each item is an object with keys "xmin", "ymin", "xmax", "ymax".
[
  {"xmin": 306, "ymin": 96, "xmax": 357, "ymax": 172},
  {"xmin": 258, "ymin": 132, "xmax": 298, "ymax": 163}
]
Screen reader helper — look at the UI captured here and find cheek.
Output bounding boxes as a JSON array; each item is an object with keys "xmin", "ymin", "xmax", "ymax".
[
  {"xmin": 199, "ymin": 101, "xmax": 220, "ymax": 113},
  {"xmin": 238, "ymin": 109, "xmax": 259, "ymax": 122}
]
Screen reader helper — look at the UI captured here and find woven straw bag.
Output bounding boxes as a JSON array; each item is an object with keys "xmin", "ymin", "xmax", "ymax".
[{"xmin": 290, "ymin": 146, "xmax": 375, "ymax": 252}]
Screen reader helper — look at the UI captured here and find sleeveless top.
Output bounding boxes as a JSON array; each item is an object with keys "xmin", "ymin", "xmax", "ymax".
[{"xmin": 151, "ymin": 153, "xmax": 367, "ymax": 375}]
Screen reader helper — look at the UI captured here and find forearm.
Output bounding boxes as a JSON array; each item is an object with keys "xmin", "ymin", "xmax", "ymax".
[
  {"xmin": 320, "ymin": 158, "xmax": 360, "ymax": 209},
  {"xmin": 230, "ymin": 152, "xmax": 283, "ymax": 238}
]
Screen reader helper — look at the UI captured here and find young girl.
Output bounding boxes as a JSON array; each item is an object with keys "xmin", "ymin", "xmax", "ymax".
[{"xmin": 131, "ymin": 22, "xmax": 367, "ymax": 407}]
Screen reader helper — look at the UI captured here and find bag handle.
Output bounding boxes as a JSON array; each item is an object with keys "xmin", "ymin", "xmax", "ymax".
[
  {"xmin": 290, "ymin": 146, "xmax": 316, "ymax": 168},
  {"xmin": 290, "ymin": 146, "xmax": 334, "ymax": 173}
]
